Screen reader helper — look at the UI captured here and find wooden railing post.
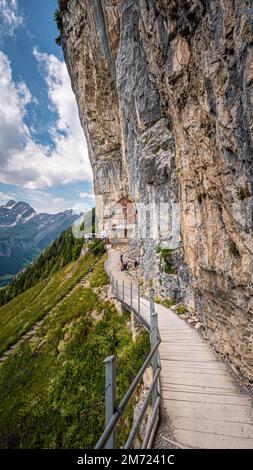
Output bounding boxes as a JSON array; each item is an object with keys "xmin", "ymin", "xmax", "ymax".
[
  {"xmin": 104, "ymin": 355, "xmax": 116, "ymax": 449},
  {"xmin": 149, "ymin": 289, "xmax": 159, "ymax": 406}
]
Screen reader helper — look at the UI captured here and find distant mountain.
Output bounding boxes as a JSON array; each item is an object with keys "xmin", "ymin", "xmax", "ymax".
[{"xmin": 0, "ymin": 200, "xmax": 80, "ymax": 284}]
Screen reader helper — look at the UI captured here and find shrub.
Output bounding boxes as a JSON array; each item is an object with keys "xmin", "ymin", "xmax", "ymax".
[
  {"xmin": 236, "ymin": 185, "xmax": 251, "ymax": 201},
  {"xmin": 143, "ymin": 135, "xmax": 150, "ymax": 145},
  {"xmin": 154, "ymin": 297, "xmax": 175, "ymax": 308},
  {"xmin": 55, "ymin": 36, "xmax": 62, "ymax": 46},
  {"xmin": 54, "ymin": 9, "xmax": 63, "ymax": 46},
  {"xmin": 156, "ymin": 246, "xmax": 176, "ymax": 275},
  {"xmin": 89, "ymin": 239, "xmax": 106, "ymax": 256},
  {"xmin": 154, "ymin": 145, "xmax": 161, "ymax": 154},
  {"xmin": 162, "ymin": 298, "xmax": 175, "ymax": 308},
  {"xmin": 54, "ymin": 9, "xmax": 63, "ymax": 32},
  {"xmin": 176, "ymin": 304, "xmax": 187, "ymax": 315}
]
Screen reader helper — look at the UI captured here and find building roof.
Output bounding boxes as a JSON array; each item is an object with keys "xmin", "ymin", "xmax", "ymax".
[{"xmin": 112, "ymin": 196, "xmax": 133, "ymax": 207}]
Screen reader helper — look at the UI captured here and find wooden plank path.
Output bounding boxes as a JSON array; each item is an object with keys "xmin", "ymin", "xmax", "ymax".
[{"xmin": 105, "ymin": 248, "xmax": 253, "ymax": 449}]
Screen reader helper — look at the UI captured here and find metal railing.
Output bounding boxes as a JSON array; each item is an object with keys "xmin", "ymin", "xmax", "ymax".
[{"xmin": 95, "ymin": 275, "xmax": 161, "ymax": 449}]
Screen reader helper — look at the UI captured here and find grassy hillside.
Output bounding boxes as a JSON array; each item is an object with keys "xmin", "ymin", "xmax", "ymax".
[
  {"xmin": 0, "ymin": 252, "xmax": 96, "ymax": 355},
  {"xmin": 0, "ymin": 246, "xmax": 149, "ymax": 448}
]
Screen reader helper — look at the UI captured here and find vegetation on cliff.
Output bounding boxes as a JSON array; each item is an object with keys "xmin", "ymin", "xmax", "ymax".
[
  {"xmin": 54, "ymin": 8, "xmax": 63, "ymax": 46},
  {"xmin": 156, "ymin": 246, "xmax": 177, "ymax": 275},
  {"xmin": 54, "ymin": 0, "xmax": 69, "ymax": 46}
]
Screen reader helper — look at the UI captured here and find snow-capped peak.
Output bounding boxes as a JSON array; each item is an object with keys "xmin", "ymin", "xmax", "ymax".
[
  {"xmin": 4, "ymin": 200, "xmax": 17, "ymax": 209},
  {"xmin": 0, "ymin": 200, "xmax": 37, "ymax": 227},
  {"xmin": 23, "ymin": 212, "xmax": 36, "ymax": 223}
]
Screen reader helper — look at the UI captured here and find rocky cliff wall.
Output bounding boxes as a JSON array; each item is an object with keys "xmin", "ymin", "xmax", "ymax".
[{"xmin": 60, "ymin": 0, "xmax": 253, "ymax": 382}]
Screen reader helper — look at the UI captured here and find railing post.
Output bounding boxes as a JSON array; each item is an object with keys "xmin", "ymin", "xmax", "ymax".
[
  {"xmin": 149, "ymin": 289, "xmax": 159, "ymax": 406},
  {"xmin": 104, "ymin": 355, "xmax": 116, "ymax": 449},
  {"xmin": 123, "ymin": 281, "xmax": 125, "ymax": 303},
  {"xmin": 138, "ymin": 285, "xmax": 140, "ymax": 320},
  {"xmin": 116, "ymin": 279, "xmax": 118, "ymax": 299},
  {"xmin": 130, "ymin": 282, "xmax": 133, "ymax": 310}
]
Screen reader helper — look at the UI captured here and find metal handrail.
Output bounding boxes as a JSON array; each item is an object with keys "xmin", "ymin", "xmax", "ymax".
[
  {"xmin": 124, "ymin": 368, "xmax": 161, "ymax": 449},
  {"xmin": 95, "ymin": 274, "xmax": 161, "ymax": 449},
  {"xmin": 112, "ymin": 279, "xmax": 161, "ymax": 342},
  {"xmin": 141, "ymin": 396, "xmax": 161, "ymax": 449},
  {"xmin": 95, "ymin": 339, "xmax": 160, "ymax": 449}
]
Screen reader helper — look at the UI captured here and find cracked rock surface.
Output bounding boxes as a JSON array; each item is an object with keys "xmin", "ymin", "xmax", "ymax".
[{"xmin": 60, "ymin": 0, "xmax": 253, "ymax": 383}]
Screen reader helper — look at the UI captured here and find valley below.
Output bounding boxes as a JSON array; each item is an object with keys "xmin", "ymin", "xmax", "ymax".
[{"xmin": 0, "ymin": 200, "xmax": 80, "ymax": 286}]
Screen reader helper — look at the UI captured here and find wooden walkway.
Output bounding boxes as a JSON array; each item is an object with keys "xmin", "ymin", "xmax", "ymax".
[{"xmin": 105, "ymin": 248, "xmax": 253, "ymax": 449}]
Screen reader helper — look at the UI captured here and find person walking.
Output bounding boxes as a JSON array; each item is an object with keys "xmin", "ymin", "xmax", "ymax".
[{"xmin": 120, "ymin": 254, "xmax": 124, "ymax": 268}]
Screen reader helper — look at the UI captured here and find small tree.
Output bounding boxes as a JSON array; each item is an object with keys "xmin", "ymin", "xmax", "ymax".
[{"xmin": 54, "ymin": 9, "xmax": 63, "ymax": 46}]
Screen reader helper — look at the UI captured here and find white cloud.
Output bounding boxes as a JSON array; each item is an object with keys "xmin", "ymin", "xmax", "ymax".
[
  {"xmin": 0, "ymin": 0, "xmax": 23, "ymax": 37},
  {"xmin": 0, "ymin": 189, "xmax": 63, "ymax": 213},
  {"xmin": 80, "ymin": 192, "xmax": 94, "ymax": 199},
  {"xmin": 0, "ymin": 191, "xmax": 15, "ymax": 204},
  {"xmin": 73, "ymin": 201, "xmax": 92, "ymax": 214},
  {"xmin": 52, "ymin": 197, "xmax": 65, "ymax": 204},
  {"xmin": 25, "ymin": 191, "xmax": 70, "ymax": 214},
  {"xmin": 0, "ymin": 49, "xmax": 92, "ymax": 190}
]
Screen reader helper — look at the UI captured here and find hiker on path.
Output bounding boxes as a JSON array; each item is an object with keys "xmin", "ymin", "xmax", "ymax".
[
  {"xmin": 134, "ymin": 258, "xmax": 139, "ymax": 269},
  {"xmin": 120, "ymin": 254, "xmax": 124, "ymax": 268}
]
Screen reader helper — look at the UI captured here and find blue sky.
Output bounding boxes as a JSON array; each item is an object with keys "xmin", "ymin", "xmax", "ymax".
[{"xmin": 0, "ymin": 0, "xmax": 94, "ymax": 214}]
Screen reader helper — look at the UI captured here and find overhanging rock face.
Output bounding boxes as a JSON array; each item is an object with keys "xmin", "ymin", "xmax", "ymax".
[{"xmin": 60, "ymin": 0, "xmax": 253, "ymax": 383}]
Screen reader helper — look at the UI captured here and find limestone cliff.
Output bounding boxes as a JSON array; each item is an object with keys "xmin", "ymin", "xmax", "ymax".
[{"xmin": 59, "ymin": 0, "xmax": 253, "ymax": 382}]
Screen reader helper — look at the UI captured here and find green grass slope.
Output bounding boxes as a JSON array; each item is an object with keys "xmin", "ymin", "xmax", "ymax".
[
  {"xmin": 0, "ymin": 252, "xmax": 96, "ymax": 355},
  {"xmin": 0, "ymin": 247, "xmax": 149, "ymax": 448}
]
